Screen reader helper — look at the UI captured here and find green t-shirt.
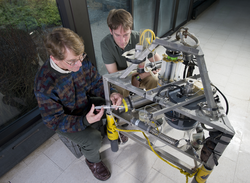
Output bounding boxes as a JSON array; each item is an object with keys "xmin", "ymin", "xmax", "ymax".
[{"xmin": 100, "ymin": 30, "xmax": 140, "ymax": 71}]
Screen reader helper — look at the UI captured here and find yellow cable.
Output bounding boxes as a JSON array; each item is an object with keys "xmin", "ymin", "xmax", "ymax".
[
  {"xmin": 151, "ymin": 121, "xmax": 159, "ymax": 131},
  {"xmin": 141, "ymin": 132, "xmax": 198, "ymax": 183},
  {"xmin": 114, "ymin": 126, "xmax": 199, "ymax": 183},
  {"xmin": 116, "ymin": 128, "xmax": 141, "ymax": 133}
]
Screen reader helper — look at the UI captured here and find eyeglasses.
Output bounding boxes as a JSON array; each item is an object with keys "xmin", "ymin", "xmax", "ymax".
[{"xmin": 64, "ymin": 53, "xmax": 86, "ymax": 66}]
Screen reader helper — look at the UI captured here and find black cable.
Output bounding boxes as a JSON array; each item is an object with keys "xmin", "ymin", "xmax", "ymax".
[
  {"xmin": 211, "ymin": 84, "xmax": 229, "ymax": 115},
  {"xmin": 187, "ymin": 65, "xmax": 195, "ymax": 77},
  {"xmin": 183, "ymin": 65, "xmax": 188, "ymax": 79}
]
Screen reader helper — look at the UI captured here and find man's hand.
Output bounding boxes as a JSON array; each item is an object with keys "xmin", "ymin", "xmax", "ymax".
[
  {"xmin": 110, "ymin": 92, "xmax": 123, "ymax": 107},
  {"xmin": 86, "ymin": 104, "xmax": 104, "ymax": 124}
]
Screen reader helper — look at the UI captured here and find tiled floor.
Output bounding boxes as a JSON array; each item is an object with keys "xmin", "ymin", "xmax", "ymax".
[{"xmin": 1, "ymin": 0, "xmax": 250, "ymax": 182}]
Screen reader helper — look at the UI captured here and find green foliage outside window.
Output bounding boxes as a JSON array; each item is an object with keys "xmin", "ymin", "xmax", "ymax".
[{"xmin": 0, "ymin": 0, "xmax": 61, "ymax": 32}]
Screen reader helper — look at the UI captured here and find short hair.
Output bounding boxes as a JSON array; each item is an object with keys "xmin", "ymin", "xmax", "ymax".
[
  {"xmin": 107, "ymin": 9, "xmax": 133, "ymax": 31},
  {"xmin": 44, "ymin": 27, "xmax": 85, "ymax": 60}
]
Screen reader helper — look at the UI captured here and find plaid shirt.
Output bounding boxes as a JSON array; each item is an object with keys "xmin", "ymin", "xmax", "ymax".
[{"xmin": 34, "ymin": 55, "xmax": 110, "ymax": 133}]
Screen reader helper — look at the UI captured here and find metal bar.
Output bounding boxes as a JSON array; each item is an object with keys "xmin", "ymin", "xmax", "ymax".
[
  {"xmin": 151, "ymin": 94, "xmax": 205, "ymax": 118},
  {"xmin": 195, "ymin": 52, "xmax": 217, "ymax": 117},
  {"xmin": 103, "ymin": 77, "xmax": 111, "ymax": 114},
  {"xmin": 119, "ymin": 64, "xmax": 137, "ymax": 79}
]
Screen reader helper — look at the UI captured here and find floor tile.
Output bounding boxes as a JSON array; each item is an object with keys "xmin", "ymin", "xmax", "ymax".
[
  {"xmin": 234, "ymin": 151, "xmax": 250, "ymax": 183},
  {"xmin": 232, "ymin": 65, "xmax": 250, "ymax": 78},
  {"xmin": 209, "ymin": 71, "xmax": 229, "ymax": 87},
  {"xmin": 153, "ymin": 158, "xmax": 193, "ymax": 183},
  {"xmin": 0, "ymin": 161, "xmax": 27, "ymax": 183},
  {"xmin": 10, "ymin": 153, "xmax": 62, "ymax": 183},
  {"xmin": 43, "ymin": 139, "xmax": 77, "ymax": 171},
  {"xmin": 208, "ymin": 156, "xmax": 237, "ymax": 183},
  {"xmin": 222, "ymin": 135, "xmax": 240, "ymax": 162},
  {"xmin": 218, "ymin": 49, "xmax": 238, "ymax": 60},
  {"xmin": 114, "ymin": 140, "xmax": 158, "ymax": 182},
  {"xmin": 209, "ymin": 62, "xmax": 232, "ymax": 77},
  {"xmin": 224, "ymin": 83, "xmax": 250, "ymax": 101},
  {"xmin": 143, "ymin": 168, "xmax": 176, "ymax": 183},
  {"xmin": 240, "ymin": 128, "xmax": 250, "ymax": 154},
  {"xmin": 23, "ymin": 137, "xmax": 56, "ymax": 166}
]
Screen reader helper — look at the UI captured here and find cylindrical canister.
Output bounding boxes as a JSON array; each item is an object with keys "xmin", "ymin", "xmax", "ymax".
[{"xmin": 195, "ymin": 165, "xmax": 212, "ymax": 183}]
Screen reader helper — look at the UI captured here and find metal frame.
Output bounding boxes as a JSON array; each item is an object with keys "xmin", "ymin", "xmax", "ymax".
[{"xmin": 102, "ymin": 35, "xmax": 234, "ymax": 182}]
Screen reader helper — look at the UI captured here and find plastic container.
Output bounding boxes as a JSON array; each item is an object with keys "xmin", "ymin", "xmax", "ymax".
[{"xmin": 139, "ymin": 110, "xmax": 149, "ymax": 123}]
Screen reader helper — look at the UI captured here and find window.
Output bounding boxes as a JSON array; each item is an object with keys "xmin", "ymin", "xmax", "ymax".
[
  {"xmin": 86, "ymin": 0, "xmax": 131, "ymax": 75},
  {"xmin": 0, "ymin": 0, "xmax": 62, "ymax": 131}
]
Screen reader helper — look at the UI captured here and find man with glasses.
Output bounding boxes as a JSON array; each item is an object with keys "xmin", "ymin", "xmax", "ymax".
[
  {"xmin": 34, "ymin": 27, "xmax": 123, "ymax": 181},
  {"xmin": 101, "ymin": 9, "xmax": 161, "ymax": 97}
]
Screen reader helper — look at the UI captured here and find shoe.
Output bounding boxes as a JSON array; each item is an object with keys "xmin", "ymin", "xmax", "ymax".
[
  {"xmin": 118, "ymin": 133, "xmax": 128, "ymax": 144},
  {"xmin": 85, "ymin": 159, "xmax": 111, "ymax": 181}
]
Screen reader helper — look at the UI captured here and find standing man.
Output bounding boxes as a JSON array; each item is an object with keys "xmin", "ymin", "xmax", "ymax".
[
  {"xmin": 100, "ymin": 9, "xmax": 161, "ymax": 97},
  {"xmin": 34, "ymin": 27, "xmax": 123, "ymax": 181}
]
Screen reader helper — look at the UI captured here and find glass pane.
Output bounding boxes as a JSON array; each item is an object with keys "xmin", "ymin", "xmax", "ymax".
[
  {"xmin": 133, "ymin": 0, "xmax": 156, "ymax": 32},
  {"xmin": 157, "ymin": 0, "xmax": 175, "ymax": 37},
  {"xmin": 0, "ymin": 0, "xmax": 62, "ymax": 130},
  {"xmin": 86, "ymin": 1, "xmax": 131, "ymax": 76},
  {"xmin": 176, "ymin": 0, "xmax": 191, "ymax": 27}
]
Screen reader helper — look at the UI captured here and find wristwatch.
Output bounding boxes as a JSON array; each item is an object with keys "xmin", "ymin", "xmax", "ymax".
[{"xmin": 135, "ymin": 74, "xmax": 142, "ymax": 82}]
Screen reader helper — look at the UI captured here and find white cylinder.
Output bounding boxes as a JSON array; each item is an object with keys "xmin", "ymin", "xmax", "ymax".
[
  {"xmin": 158, "ymin": 61, "xmax": 166, "ymax": 79},
  {"xmin": 174, "ymin": 61, "xmax": 182, "ymax": 81},
  {"xmin": 163, "ymin": 61, "xmax": 172, "ymax": 82},
  {"xmin": 169, "ymin": 62, "xmax": 177, "ymax": 82}
]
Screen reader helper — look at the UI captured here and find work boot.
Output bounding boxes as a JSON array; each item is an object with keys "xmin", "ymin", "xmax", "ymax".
[
  {"xmin": 85, "ymin": 159, "xmax": 111, "ymax": 181},
  {"xmin": 118, "ymin": 133, "xmax": 128, "ymax": 144}
]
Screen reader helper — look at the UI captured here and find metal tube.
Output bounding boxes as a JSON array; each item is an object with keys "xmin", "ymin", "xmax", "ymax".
[
  {"xmin": 196, "ymin": 53, "xmax": 217, "ymax": 118},
  {"xmin": 119, "ymin": 95, "xmax": 153, "ymax": 113},
  {"xmin": 150, "ymin": 128, "xmax": 178, "ymax": 145}
]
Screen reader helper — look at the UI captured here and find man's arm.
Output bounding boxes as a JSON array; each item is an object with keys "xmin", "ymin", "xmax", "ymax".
[
  {"xmin": 149, "ymin": 52, "xmax": 161, "ymax": 62},
  {"xmin": 35, "ymin": 91, "xmax": 89, "ymax": 133},
  {"xmin": 105, "ymin": 63, "xmax": 118, "ymax": 74},
  {"xmin": 132, "ymin": 52, "xmax": 161, "ymax": 87}
]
